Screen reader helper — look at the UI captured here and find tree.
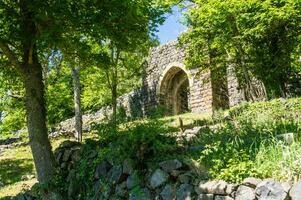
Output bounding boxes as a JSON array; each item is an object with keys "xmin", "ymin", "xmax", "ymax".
[
  {"xmin": 0, "ymin": 1, "xmax": 167, "ymax": 198},
  {"xmin": 181, "ymin": 0, "xmax": 301, "ymax": 99},
  {"xmin": 93, "ymin": 39, "xmax": 155, "ymax": 129}
]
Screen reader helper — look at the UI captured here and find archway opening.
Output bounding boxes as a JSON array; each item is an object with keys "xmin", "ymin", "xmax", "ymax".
[{"xmin": 159, "ymin": 67, "xmax": 190, "ymax": 115}]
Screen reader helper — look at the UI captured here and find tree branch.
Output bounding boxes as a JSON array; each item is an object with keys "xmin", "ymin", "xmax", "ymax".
[{"xmin": 0, "ymin": 40, "xmax": 21, "ymax": 69}]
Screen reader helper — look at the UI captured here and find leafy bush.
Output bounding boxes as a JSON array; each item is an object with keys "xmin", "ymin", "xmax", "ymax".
[{"xmin": 194, "ymin": 98, "xmax": 301, "ymax": 183}]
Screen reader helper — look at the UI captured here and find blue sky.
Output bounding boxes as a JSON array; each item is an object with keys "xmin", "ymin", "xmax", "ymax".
[{"xmin": 157, "ymin": 6, "xmax": 187, "ymax": 44}]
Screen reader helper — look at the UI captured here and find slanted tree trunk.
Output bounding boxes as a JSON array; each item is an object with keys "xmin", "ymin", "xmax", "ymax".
[
  {"xmin": 72, "ymin": 66, "xmax": 82, "ymax": 142},
  {"xmin": 23, "ymin": 57, "xmax": 62, "ymax": 200}
]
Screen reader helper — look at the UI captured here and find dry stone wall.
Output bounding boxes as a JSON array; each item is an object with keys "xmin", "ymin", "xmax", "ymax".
[{"xmin": 51, "ymin": 141, "xmax": 301, "ymax": 200}]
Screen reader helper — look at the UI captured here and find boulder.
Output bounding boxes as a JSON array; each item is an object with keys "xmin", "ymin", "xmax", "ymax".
[
  {"xmin": 289, "ymin": 181, "xmax": 301, "ymax": 200},
  {"xmin": 149, "ymin": 169, "xmax": 169, "ymax": 189},
  {"xmin": 242, "ymin": 177, "xmax": 262, "ymax": 189},
  {"xmin": 176, "ymin": 183, "xmax": 194, "ymax": 200},
  {"xmin": 235, "ymin": 185, "xmax": 256, "ymax": 200},
  {"xmin": 255, "ymin": 180, "xmax": 288, "ymax": 200},
  {"xmin": 160, "ymin": 184, "xmax": 175, "ymax": 200},
  {"xmin": 159, "ymin": 159, "xmax": 183, "ymax": 172}
]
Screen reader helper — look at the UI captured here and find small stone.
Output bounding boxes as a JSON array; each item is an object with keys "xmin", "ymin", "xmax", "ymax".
[
  {"xmin": 289, "ymin": 181, "xmax": 301, "ymax": 200},
  {"xmin": 255, "ymin": 180, "xmax": 287, "ymax": 200},
  {"xmin": 276, "ymin": 133, "xmax": 295, "ymax": 145},
  {"xmin": 88, "ymin": 150, "xmax": 98, "ymax": 159},
  {"xmin": 71, "ymin": 150, "xmax": 81, "ymax": 162},
  {"xmin": 214, "ymin": 195, "xmax": 234, "ymax": 200},
  {"xmin": 170, "ymin": 170, "xmax": 181, "ymax": 178},
  {"xmin": 226, "ymin": 184, "xmax": 238, "ymax": 195},
  {"xmin": 94, "ymin": 160, "xmax": 112, "ymax": 179},
  {"xmin": 176, "ymin": 183, "xmax": 193, "ymax": 200},
  {"xmin": 235, "ymin": 185, "xmax": 256, "ymax": 200},
  {"xmin": 160, "ymin": 184, "xmax": 175, "ymax": 200},
  {"xmin": 63, "ymin": 149, "xmax": 72, "ymax": 162},
  {"xmin": 159, "ymin": 159, "xmax": 183, "ymax": 172},
  {"xmin": 242, "ymin": 177, "xmax": 262, "ymax": 189},
  {"xmin": 197, "ymin": 193, "xmax": 214, "ymax": 200},
  {"xmin": 126, "ymin": 172, "xmax": 140, "ymax": 190},
  {"xmin": 178, "ymin": 172, "xmax": 193, "ymax": 184},
  {"xmin": 196, "ymin": 180, "xmax": 227, "ymax": 195},
  {"xmin": 149, "ymin": 169, "xmax": 169, "ymax": 189},
  {"xmin": 108, "ymin": 165, "xmax": 123, "ymax": 184},
  {"xmin": 123, "ymin": 159, "xmax": 134, "ymax": 175}
]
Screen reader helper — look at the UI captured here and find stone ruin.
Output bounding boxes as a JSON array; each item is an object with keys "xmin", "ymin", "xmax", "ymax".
[
  {"xmin": 116, "ymin": 40, "xmax": 245, "ymax": 118},
  {"xmin": 53, "ymin": 40, "xmax": 246, "ymax": 134}
]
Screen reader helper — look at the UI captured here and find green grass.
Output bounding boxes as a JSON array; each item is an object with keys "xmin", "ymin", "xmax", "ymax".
[
  {"xmin": 0, "ymin": 135, "xmax": 78, "ymax": 198},
  {"xmin": 0, "ymin": 97, "xmax": 300, "ymax": 198}
]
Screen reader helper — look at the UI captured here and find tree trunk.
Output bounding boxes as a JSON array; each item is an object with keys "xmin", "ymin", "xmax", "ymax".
[
  {"xmin": 112, "ymin": 82, "xmax": 117, "ymax": 130},
  {"xmin": 23, "ymin": 61, "xmax": 62, "ymax": 200},
  {"xmin": 72, "ymin": 66, "xmax": 82, "ymax": 142}
]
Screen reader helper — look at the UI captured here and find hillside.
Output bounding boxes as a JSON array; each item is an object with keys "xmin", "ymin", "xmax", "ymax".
[{"xmin": 0, "ymin": 97, "xmax": 300, "ymax": 199}]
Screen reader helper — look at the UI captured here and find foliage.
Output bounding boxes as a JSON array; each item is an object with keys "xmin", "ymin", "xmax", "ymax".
[
  {"xmin": 193, "ymin": 97, "xmax": 301, "ymax": 183},
  {"xmin": 181, "ymin": 0, "xmax": 301, "ymax": 98}
]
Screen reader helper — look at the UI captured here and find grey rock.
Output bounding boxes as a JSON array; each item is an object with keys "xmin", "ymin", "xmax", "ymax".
[
  {"xmin": 276, "ymin": 133, "xmax": 295, "ymax": 145},
  {"xmin": 176, "ymin": 183, "xmax": 193, "ymax": 200},
  {"xmin": 123, "ymin": 159, "xmax": 134, "ymax": 175},
  {"xmin": 149, "ymin": 169, "xmax": 169, "ymax": 189},
  {"xmin": 281, "ymin": 182, "xmax": 291, "ymax": 193},
  {"xmin": 88, "ymin": 150, "xmax": 98, "ymax": 159},
  {"xmin": 289, "ymin": 181, "xmax": 301, "ymax": 200},
  {"xmin": 255, "ymin": 180, "xmax": 287, "ymax": 200},
  {"xmin": 235, "ymin": 185, "xmax": 256, "ymax": 200},
  {"xmin": 94, "ymin": 160, "xmax": 112, "ymax": 179},
  {"xmin": 178, "ymin": 172, "xmax": 193, "ymax": 184},
  {"xmin": 242, "ymin": 177, "xmax": 262, "ymax": 189},
  {"xmin": 215, "ymin": 196, "xmax": 234, "ymax": 200},
  {"xmin": 71, "ymin": 149, "xmax": 81, "ymax": 162},
  {"xmin": 160, "ymin": 184, "xmax": 175, "ymax": 200},
  {"xmin": 63, "ymin": 149, "xmax": 72, "ymax": 162},
  {"xmin": 196, "ymin": 180, "xmax": 227, "ymax": 195},
  {"xmin": 197, "ymin": 193, "xmax": 214, "ymax": 200},
  {"xmin": 226, "ymin": 184, "xmax": 238, "ymax": 196},
  {"xmin": 109, "ymin": 165, "xmax": 123, "ymax": 184},
  {"xmin": 159, "ymin": 159, "xmax": 183, "ymax": 172},
  {"xmin": 126, "ymin": 172, "xmax": 140, "ymax": 190}
]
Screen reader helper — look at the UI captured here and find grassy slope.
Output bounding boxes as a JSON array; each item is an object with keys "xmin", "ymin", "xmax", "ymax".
[
  {"xmin": 0, "ymin": 97, "xmax": 300, "ymax": 197},
  {"xmin": 0, "ymin": 136, "xmax": 75, "ymax": 198}
]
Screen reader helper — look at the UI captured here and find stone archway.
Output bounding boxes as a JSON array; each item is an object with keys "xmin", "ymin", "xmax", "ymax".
[{"xmin": 159, "ymin": 66, "xmax": 190, "ymax": 115}]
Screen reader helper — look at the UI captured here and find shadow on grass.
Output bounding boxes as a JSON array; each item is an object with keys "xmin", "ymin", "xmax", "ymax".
[{"xmin": 0, "ymin": 158, "xmax": 34, "ymax": 185}]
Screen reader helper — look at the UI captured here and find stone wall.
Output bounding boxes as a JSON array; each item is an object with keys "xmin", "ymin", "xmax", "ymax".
[{"xmin": 52, "ymin": 141, "xmax": 301, "ymax": 200}]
